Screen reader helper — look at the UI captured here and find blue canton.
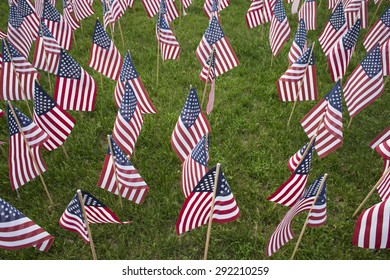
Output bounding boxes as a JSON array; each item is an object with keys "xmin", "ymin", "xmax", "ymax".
[
  {"xmin": 274, "ymin": 0, "xmax": 286, "ymax": 23},
  {"xmin": 120, "ymin": 52, "xmax": 139, "ymax": 82},
  {"xmin": 0, "ymin": 197, "xmax": 24, "ymax": 223},
  {"xmin": 93, "ymin": 20, "xmax": 111, "ymax": 50},
  {"xmin": 57, "ymin": 49, "xmax": 81, "ymax": 79},
  {"xmin": 7, "ymin": 104, "xmax": 33, "ymax": 137},
  {"xmin": 361, "ymin": 44, "xmax": 382, "ymax": 78},
  {"xmin": 216, "ymin": 168, "xmax": 232, "ymax": 197},
  {"xmin": 66, "ymin": 194, "xmax": 85, "ymax": 223},
  {"xmin": 81, "ymin": 190, "xmax": 105, "ymax": 207},
  {"xmin": 193, "ymin": 166, "xmax": 215, "ymax": 193},
  {"xmin": 109, "ymin": 135, "xmax": 134, "ymax": 167},
  {"xmin": 191, "ymin": 135, "xmax": 208, "ymax": 167},
  {"xmin": 158, "ymin": 13, "xmax": 170, "ymax": 31},
  {"xmin": 9, "ymin": 5, "xmax": 23, "ymax": 29},
  {"xmin": 302, "ymin": 175, "xmax": 326, "ymax": 206},
  {"xmin": 39, "ymin": 21, "xmax": 55, "ymax": 39},
  {"xmin": 211, "ymin": 0, "xmax": 219, "ymax": 13},
  {"xmin": 325, "ymin": 81, "xmax": 342, "ymax": 113},
  {"xmin": 294, "ymin": 141, "xmax": 314, "ymax": 175},
  {"xmin": 34, "ymin": 82, "xmax": 56, "ymax": 116},
  {"xmin": 2, "ymin": 40, "xmax": 23, "ymax": 62},
  {"xmin": 43, "ymin": 0, "xmax": 61, "ymax": 22},
  {"xmin": 160, "ymin": 0, "xmax": 168, "ymax": 15},
  {"xmin": 343, "ymin": 19, "xmax": 360, "ymax": 50},
  {"xmin": 296, "ymin": 44, "xmax": 315, "ymax": 65},
  {"xmin": 330, "ymin": 2, "xmax": 346, "ymax": 31},
  {"xmin": 294, "ymin": 19, "xmax": 307, "ymax": 50},
  {"xmin": 120, "ymin": 82, "xmax": 138, "ymax": 122},
  {"xmin": 206, "ymin": 49, "xmax": 217, "ymax": 70},
  {"xmin": 180, "ymin": 87, "xmax": 201, "ymax": 129},
  {"xmin": 380, "ymin": 6, "xmax": 390, "ymax": 28},
  {"xmin": 18, "ymin": 0, "xmax": 34, "ymax": 17},
  {"xmin": 204, "ymin": 16, "xmax": 225, "ymax": 45}
]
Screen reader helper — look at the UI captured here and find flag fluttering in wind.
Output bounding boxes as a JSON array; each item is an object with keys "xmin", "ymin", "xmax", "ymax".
[
  {"xmin": 171, "ymin": 87, "xmax": 211, "ymax": 162},
  {"xmin": 162, "ymin": 0, "xmax": 179, "ymax": 23},
  {"xmin": 72, "ymin": 0, "xmax": 95, "ymax": 21},
  {"xmin": 363, "ymin": 7, "xmax": 390, "ymax": 53},
  {"xmin": 204, "ymin": 0, "xmax": 230, "ymax": 19},
  {"xmin": 246, "ymin": 0, "xmax": 267, "ymax": 29},
  {"xmin": 176, "ymin": 165, "xmax": 240, "ymax": 235},
  {"xmin": 266, "ymin": 175, "xmax": 327, "ymax": 257},
  {"xmin": 63, "ymin": 0, "xmax": 81, "ymax": 30},
  {"xmin": 375, "ymin": 139, "xmax": 390, "ymax": 201},
  {"xmin": 263, "ymin": 0, "xmax": 276, "ymax": 22},
  {"xmin": 0, "ymin": 197, "xmax": 54, "ymax": 251},
  {"xmin": 141, "ymin": 0, "xmax": 160, "ymax": 18},
  {"xmin": 156, "ymin": 11, "xmax": 181, "ymax": 61},
  {"xmin": 343, "ymin": 0, "xmax": 361, "ymax": 29},
  {"xmin": 370, "ymin": 125, "xmax": 390, "ymax": 149},
  {"xmin": 298, "ymin": 0, "xmax": 316, "ymax": 30},
  {"xmin": 181, "ymin": 0, "xmax": 192, "ymax": 10},
  {"xmin": 200, "ymin": 50, "xmax": 217, "ymax": 115},
  {"xmin": 18, "ymin": 0, "xmax": 40, "ymax": 40},
  {"xmin": 343, "ymin": 44, "xmax": 384, "ymax": 118},
  {"xmin": 269, "ymin": 0, "xmax": 291, "ymax": 57},
  {"xmin": 288, "ymin": 19, "xmax": 307, "ymax": 65}
]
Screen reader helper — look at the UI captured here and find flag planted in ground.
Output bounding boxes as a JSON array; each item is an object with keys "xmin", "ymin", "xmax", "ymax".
[
  {"xmin": 269, "ymin": 0, "xmax": 291, "ymax": 57},
  {"xmin": 363, "ymin": 7, "xmax": 390, "ymax": 53},
  {"xmin": 298, "ymin": 0, "xmax": 316, "ymax": 30},
  {"xmin": 288, "ymin": 19, "xmax": 307, "ymax": 65},
  {"xmin": 156, "ymin": 11, "xmax": 181, "ymax": 61},
  {"xmin": 370, "ymin": 126, "xmax": 390, "ymax": 149},
  {"xmin": 375, "ymin": 139, "xmax": 390, "ymax": 201},
  {"xmin": 246, "ymin": 0, "xmax": 267, "ymax": 29}
]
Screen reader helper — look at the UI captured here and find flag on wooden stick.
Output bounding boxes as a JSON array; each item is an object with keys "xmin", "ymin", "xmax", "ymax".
[
  {"xmin": 375, "ymin": 140, "xmax": 390, "ymax": 200},
  {"xmin": 369, "ymin": 126, "xmax": 390, "ymax": 149},
  {"xmin": 204, "ymin": 0, "xmax": 230, "ymax": 19},
  {"xmin": 156, "ymin": 10, "xmax": 181, "ymax": 61},
  {"xmin": 343, "ymin": 0, "xmax": 361, "ymax": 29},
  {"xmin": 298, "ymin": 0, "xmax": 316, "ymax": 30},
  {"xmin": 63, "ymin": 0, "xmax": 81, "ymax": 30},
  {"xmin": 363, "ymin": 7, "xmax": 389, "ymax": 53},
  {"xmin": 269, "ymin": 0, "xmax": 291, "ymax": 57},
  {"xmin": 18, "ymin": 0, "xmax": 40, "ymax": 40},
  {"xmin": 141, "ymin": 0, "xmax": 159, "ymax": 18},
  {"xmin": 72, "ymin": 0, "xmax": 95, "ymax": 21},
  {"xmin": 246, "ymin": 0, "xmax": 267, "ymax": 29},
  {"xmin": 381, "ymin": 39, "xmax": 390, "ymax": 76},
  {"xmin": 288, "ymin": 19, "xmax": 307, "ymax": 65}
]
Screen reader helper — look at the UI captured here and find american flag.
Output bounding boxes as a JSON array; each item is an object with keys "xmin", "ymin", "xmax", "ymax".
[
  {"xmin": 156, "ymin": 12, "xmax": 181, "ymax": 61},
  {"xmin": 358, "ymin": 0, "xmax": 368, "ymax": 29},
  {"xmin": 327, "ymin": 19, "xmax": 360, "ymax": 82},
  {"xmin": 141, "ymin": 0, "xmax": 159, "ymax": 18},
  {"xmin": 328, "ymin": 0, "xmax": 338, "ymax": 9},
  {"xmin": 343, "ymin": 0, "xmax": 362, "ymax": 29},
  {"xmin": 267, "ymin": 140, "xmax": 315, "ymax": 207},
  {"xmin": 246, "ymin": 0, "xmax": 267, "ymax": 29},
  {"xmin": 42, "ymin": 0, "xmax": 73, "ymax": 50},
  {"xmin": 72, "ymin": 0, "xmax": 95, "ymax": 21},
  {"xmin": 291, "ymin": 0, "xmax": 300, "ymax": 14},
  {"xmin": 263, "ymin": 0, "xmax": 276, "ymax": 23},
  {"xmin": 88, "ymin": 19, "xmax": 123, "ymax": 80},
  {"xmin": 63, "ymin": 0, "xmax": 81, "ymax": 30},
  {"xmin": 109, "ymin": 0, "xmax": 126, "ymax": 22},
  {"xmin": 18, "ymin": 0, "xmax": 39, "ymax": 40},
  {"xmin": 0, "ymin": 39, "xmax": 40, "ymax": 101},
  {"xmin": 200, "ymin": 50, "xmax": 217, "ymax": 115},
  {"xmin": 288, "ymin": 19, "xmax": 307, "ymax": 65},
  {"xmin": 288, "ymin": 142, "xmax": 309, "ymax": 172},
  {"xmin": 54, "ymin": 49, "xmax": 97, "ymax": 111},
  {"xmin": 182, "ymin": 134, "xmax": 209, "ymax": 198},
  {"xmin": 181, "ymin": 0, "xmax": 192, "ymax": 9},
  {"xmin": 298, "ymin": 0, "xmax": 316, "ymax": 30},
  {"xmin": 196, "ymin": 16, "xmax": 239, "ymax": 77},
  {"xmin": 33, "ymin": 21, "xmax": 62, "ymax": 74},
  {"xmin": 269, "ymin": 0, "xmax": 291, "ymax": 57},
  {"xmin": 0, "ymin": 197, "xmax": 54, "ymax": 251},
  {"xmin": 171, "ymin": 87, "xmax": 211, "ymax": 162},
  {"xmin": 381, "ymin": 39, "xmax": 390, "ymax": 76},
  {"xmin": 343, "ymin": 44, "xmax": 384, "ymax": 118},
  {"xmin": 277, "ymin": 44, "xmax": 318, "ymax": 102},
  {"xmin": 59, "ymin": 190, "xmax": 126, "ymax": 243},
  {"xmin": 114, "ymin": 51, "xmax": 157, "ymax": 114},
  {"xmin": 301, "ymin": 81, "xmax": 343, "ymax": 158},
  {"xmin": 176, "ymin": 165, "xmax": 240, "ymax": 235},
  {"xmin": 33, "ymin": 82, "xmax": 75, "ymax": 151},
  {"xmin": 266, "ymin": 175, "xmax": 327, "ymax": 257},
  {"xmin": 112, "ymin": 81, "xmax": 143, "ymax": 157},
  {"xmin": 204, "ymin": 0, "xmax": 230, "ymax": 19},
  {"xmin": 102, "ymin": 0, "xmax": 115, "ymax": 30},
  {"xmin": 7, "ymin": 104, "xmax": 49, "ymax": 191},
  {"xmin": 163, "ymin": 0, "xmax": 179, "ymax": 23},
  {"xmin": 369, "ymin": 126, "xmax": 390, "ymax": 149},
  {"xmin": 97, "ymin": 136, "xmax": 150, "ymax": 204},
  {"xmin": 363, "ymin": 7, "xmax": 390, "ymax": 53},
  {"xmin": 318, "ymin": 2, "xmax": 347, "ymax": 56},
  {"xmin": 375, "ymin": 139, "xmax": 390, "ymax": 200},
  {"xmin": 352, "ymin": 198, "xmax": 390, "ymax": 249}
]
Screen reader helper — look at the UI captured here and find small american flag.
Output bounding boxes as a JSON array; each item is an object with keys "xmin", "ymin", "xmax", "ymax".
[
  {"xmin": 204, "ymin": 0, "xmax": 230, "ymax": 19},
  {"xmin": 88, "ymin": 19, "xmax": 123, "ymax": 80},
  {"xmin": 381, "ymin": 39, "xmax": 390, "ymax": 76},
  {"xmin": 7, "ymin": 104, "xmax": 49, "ymax": 191},
  {"xmin": 327, "ymin": 19, "xmax": 360, "ymax": 82},
  {"xmin": 266, "ymin": 175, "xmax": 327, "ymax": 257},
  {"xmin": 246, "ymin": 0, "xmax": 267, "ymax": 29},
  {"xmin": 18, "ymin": 0, "xmax": 39, "ymax": 40},
  {"xmin": 375, "ymin": 139, "xmax": 390, "ymax": 201},
  {"xmin": 33, "ymin": 21, "xmax": 62, "ymax": 74},
  {"xmin": 277, "ymin": 44, "xmax": 318, "ymax": 102},
  {"xmin": 97, "ymin": 136, "xmax": 149, "ymax": 204},
  {"xmin": 112, "ymin": 81, "xmax": 143, "ymax": 157},
  {"xmin": 102, "ymin": 0, "xmax": 115, "ymax": 31},
  {"xmin": 72, "ymin": 0, "xmax": 95, "ymax": 21},
  {"xmin": 352, "ymin": 198, "xmax": 390, "ymax": 249},
  {"xmin": 196, "ymin": 16, "xmax": 239, "ymax": 77},
  {"xmin": 298, "ymin": 0, "xmax": 316, "ymax": 30},
  {"xmin": 301, "ymin": 81, "xmax": 343, "ymax": 158},
  {"xmin": 181, "ymin": 134, "xmax": 209, "ymax": 198},
  {"xmin": 109, "ymin": 0, "xmax": 126, "ymax": 23},
  {"xmin": 54, "ymin": 49, "xmax": 97, "ymax": 111},
  {"xmin": 181, "ymin": 0, "xmax": 192, "ymax": 9},
  {"xmin": 0, "ymin": 39, "xmax": 40, "ymax": 101},
  {"xmin": 164, "ymin": 0, "xmax": 179, "ymax": 23},
  {"xmin": 114, "ymin": 51, "xmax": 157, "ymax": 114},
  {"xmin": 200, "ymin": 50, "xmax": 217, "ymax": 115},
  {"xmin": 0, "ymin": 197, "xmax": 54, "ymax": 251},
  {"xmin": 358, "ymin": 0, "xmax": 368, "ymax": 29},
  {"xmin": 176, "ymin": 165, "xmax": 240, "ymax": 235},
  {"xmin": 63, "ymin": 0, "xmax": 81, "ymax": 30},
  {"xmin": 267, "ymin": 140, "xmax": 315, "ymax": 207},
  {"xmin": 288, "ymin": 19, "xmax": 307, "ymax": 65},
  {"xmin": 156, "ymin": 12, "xmax": 181, "ymax": 61},
  {"xmin": 343, "ymin": 0, "xmax": 362, "ymax": 29},
  {"xmin": 318, "ymin": 2, "xmax": 347, "ymax": 56},
  {"xmin": 343, "ymin": 44, "xmax": 384, "ymax": 118},
  {"xmin": 269, "ymin": 0, "xmax": 291, "ymax": 57},
  {"xmin": 33, "ymin": 81, "xmax": 75, "ymax": 151},
  {"xmin": 263, "ymin": 0, "xmax": 276, "ymax": 23},
  {"xmin": 369, "ymin": 125, "xmax": 390, "ymax": 149},
  {"xmin": 363, "ymin": 7, "xmax": 390, "ymax": 53},
  {"xmin": 141, "ymin": 0, "xmax": 160, "ymax": 18},
  {"xmin": 170, "ymin": 87, "xmax": 211, "ymax": 162},
  {"xmin": 328, "ymin": 0, "xmax": 338, "ymax": 9},
  {"xmin": 42, "ymin": 0, "xmax": 73, "ymax": 50}
]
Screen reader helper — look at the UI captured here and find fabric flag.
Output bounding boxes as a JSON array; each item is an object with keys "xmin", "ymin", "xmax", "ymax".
[
  {"xmin": 33, "ymin": 21, "xmax": 62, "ymax": 74},
  {"xmin": 97, "ymin": 136, "xmax": 149, "ymax": 204},
  {"xmin": 18, "ymin": 0, "xmax": 40, "ymax": 40},
  {"xmin": 42, "ymin": 0, "xmax": 73, "ymax": 50},
  {"xmin": 291, "ymin": 0, "xmax": 300, "ymax": 14},
  {"xmin": 246, "ymin": 0, "xmax": 267, "ymax": 29},
  {"xmin": 33, "ymin": 82, "xmax": 75, "ymax": 151},
  {"xmin": 181, "ymin": 135, "xmax": 209, "ymax": 198},
  {"xmin": 181, "ymin": 0, "xmax": 192, "ymax": 9},
  {"xmin": 59, "ymin": 190, "xmax": 127, "ymax": 243},
  {"xmin": 288, "ymin": 19, "xmax": 307, "ymax": 65},
  {"xmin": 318, "ymin": 2, "xmax": 347, "ymax": 56},
  {"xmin": 109, "ymin": 0, "xmax": 126, "ymax": 23},
  {"xmin": 277, "ymin": 44, "xmax": 318, "ymax": 102},
  {"xmin": 263, "ymin": 0, "xmax": 276, "ymax": 23},
  {"xmin": 0, "ymin": 197, "xmax": 54, "ymax": 251},
  {"xmin": 114, "ymin": 51, "xmax": 156, "ymax": 114},
  {"xmin": 0, "ymin": 109, "xmax": 4, "ymax": 118},
  {"xmin": 176, "ymin": 165, "xmax": 240, "ymax": 235},
  {"xmin": 369, "ymin": 126, "xmax": 390, "ymax": 149},
  {"xmin": 266, "ymin": 175, "xmax": 327, "ymax": 257},
  {"xmin": 164, "ymin": 0, "xmax": 180, "ymax": 23},
  {"xmin": 381, "ymin": 39, "xmax": 390, "ymax": 76},
  {"xmin": 63, "ymin": 0, "xmax": 81, "ymax": 30},
  {"xmin": 204, "ymin": 0, "xmax": 230, "ymax": 19},
  {"xmin": 343, "ymin": 0, "xmax": 361, "ymax": 28},
  {"xmin": 7, "ymin": 104, "xmax": 49, "ymax": 191},
  {"xmin": 343, "ymin": 44, "xmax": 384, "ymax": 118},
  {"xmin": 363, "ymin": 7, "xmax": 390, "ymax": 53},
  {"xmin": 141, "ymin": 0, "xmax": 160, "ymax": 18},
  {"xmin": 298, "ymin": 0, "xmax": 316, "ymax": 30},
  {"xmin": 54, "ymin": 49, "xmax": 97, "ymax": 111},
  {"xmin": 88, "ymin": 19, "xmax": 122, "ymax": 80},
  {"xmin": 269, "ymin": 0, "xmax": 291, "ymax": 57},
  {"xmin": 328, "ymin": 0, "xmax": 338, "ymax": 9},
  {"xmin": 196, "ymin": 16, "xmax": 239, "ymax": 77},
  {"xmin": 267, "ymin": 140, "xmax": 315, "ymax": 207},
  {"xmin": 358, "ymin": 0, "xmax": 368, "ymax": 29},
  {"xmin": 199, "ymin": 50, "xmax": 217, "ymax": 115},
  {"xmin": 102, "ymin": 0, "xmax": 115, "ymax": 31},
  {"xmin": 375, "ymin": 139, "xmax": 390, "ymax": 201},
  {"xmin": 72, "ymin": 0, "xmax": 95, "ymax": 21},
  {"xmin": 327, "ymin": 19, "xmax": 360, "ymax": 82},
  {"xmin": 301, "ymin": 81, "xmax": 343, "ymax": 158},
  {"xmin": 352, "ymin": 198, "xmax": 390, "ymax": 249},
  {"xmin": 0, "ymin": 39, "xmax": 40, "ymax": 101},
  {"xmin": 171, "ymin": 87, "xmax": 211, "ymax": 162},
  {"xmin": 112, "ymin": 81, "xmax": 143, "ymax": 157},
  {"xmin": 156, "ymin": 11, "xmax": 181, "ymax": 61}
]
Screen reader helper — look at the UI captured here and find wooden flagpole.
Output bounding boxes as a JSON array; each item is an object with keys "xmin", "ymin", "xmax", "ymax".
[
  {"xmin": 370, "ymin": 0, "xmax": 383, "ymax": 27},
  {"xmin": 201, "ymin": 46, "xmax": 216, "ymax": 109},
  {"xmin": 287, "ymin": 42, "xmax": 316, "ymax": 127},
  {"xmin": 7, "ymin": 101, "xmax": 53, "ymax": 206},
  {"xmin": 3, "ymin": 38, "xmax": 33, "ymax": 117},
  {"xmin": 156, "ymin": 10, "xmax": 162, "ymax": 89},
  {"xmin": 77, "ymin": 189, "xmax": 97, "ymax": 260},
  {"xmin": 107, "ymin": 135, "xmax": 123, "ymax": 208},
  {"xmin": 352, "ymin": 167, "xmax": 390, "ymax": 218},
  {"xmin": 117, "ymin": 19, "xmax": 125, "ymax": 47},
  {"xmin": 347, "ymin": 117, "xmax": 353, "ymax": 129},
  {"xmin": 38, "ymin": 19, "xmax": 53, "ymax": 93},
  {"xmin": 291, "ymin": 173, "xmax": 328, "ymax": 260},
  {"xmin": 73, "ymin": 32, "xmax": 77, "ymax": 49},
  {"xmin": 204, "ymin": 163, "xmax": 221, "ymax": 260}
]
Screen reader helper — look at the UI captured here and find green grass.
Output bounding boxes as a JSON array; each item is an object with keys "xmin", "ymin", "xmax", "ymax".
[{"xmin": 0, "ymin": 1, "xmax": 389, "ymax": 260}]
